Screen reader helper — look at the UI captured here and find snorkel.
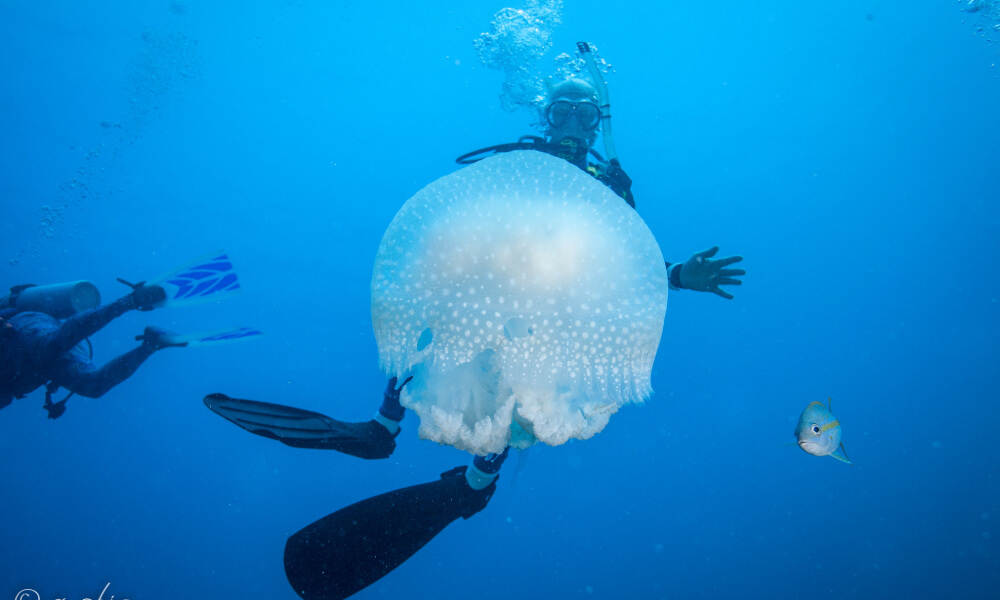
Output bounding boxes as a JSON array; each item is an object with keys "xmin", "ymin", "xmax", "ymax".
[{"xmin": 576, "ymin": 41, "xmax": 619, "ymax": 164}]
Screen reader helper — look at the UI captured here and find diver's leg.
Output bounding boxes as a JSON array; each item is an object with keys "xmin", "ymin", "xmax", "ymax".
[
  {"xmin": 202, "ymin": 379, "xmax": 405, "ymax": 459},
  {"xmin": 284, "ymin": 453, "xmax": 505, "ymax": 600},
  {"xmin": 54, "ymin": 343, "xmax": 155, "ymax": 398},
  {"xmin": 51, "ymin": 296, "xmax": 135, "ymax": 353}
]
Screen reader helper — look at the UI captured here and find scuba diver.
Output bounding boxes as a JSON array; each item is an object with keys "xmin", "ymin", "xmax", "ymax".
[
  {"xmin": 203, "ymin": 43, "xmax": 744, "ymax": 600},
  {"xmin": 2, "ymin": 252, "xmax": 254, "ymax": 419},
  {"xmin": 0, "ymin": 280, "xmax": 175, "ymax": 418},
  {"xmin": 457, "ymin": 43, "xmax": 745, "ymax": 301}
]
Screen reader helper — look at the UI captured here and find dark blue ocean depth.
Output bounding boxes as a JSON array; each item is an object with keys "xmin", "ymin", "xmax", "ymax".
[{"xmin": 2, "ymin": 1, "xmax": 998, "ymax": 599}]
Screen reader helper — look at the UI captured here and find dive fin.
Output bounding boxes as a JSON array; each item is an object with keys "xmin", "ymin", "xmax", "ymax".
[
  {"xmin": 831, "ymin": 443, "xmax": 853, "ymax": 465},
  {"xmin": 147, "ymin": 250, "xmax": 242, "ymax": 308},
  {"xmin": 284, "ymin": 466, "xmax": 497, "ymax": 600},
  {"xmin": 203, "ymin": 393, "xmax": 396, "ymax": 459},
  {"xmin": 161, "ymin": 326, "xmax": 262, "ymax": 348}
]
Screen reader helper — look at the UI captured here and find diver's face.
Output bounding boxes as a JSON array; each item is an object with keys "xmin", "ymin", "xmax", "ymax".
[{"xmin": 545, "ymin": 94, "xmax": 599, "ymax": 146}]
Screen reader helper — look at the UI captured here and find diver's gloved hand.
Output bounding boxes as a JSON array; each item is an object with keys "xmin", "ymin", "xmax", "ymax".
[
  {"xmin": 139, "ymin": 326, "xmax": 186, "ymax": 351},
  {"xmin": 378, "ymin": 375, "xmax": 412, "ymax": 422},
  {"xmin": 118, "ymin": 278, "xmax": 166, "ymax": 311},
  {"xmin": 131, "ymin": 283, "xmax": 166, "ymax": 311},
  {"xmin": 605, "ymin": 160, "xmax": 632, "ymax": 193},
  {"xmin": 43, "ymin": 396, "xmax": 68, "ymax": 420},
  {"xmin": 678, "ymin": 246, "xmax": 745, "ymax": 300}
]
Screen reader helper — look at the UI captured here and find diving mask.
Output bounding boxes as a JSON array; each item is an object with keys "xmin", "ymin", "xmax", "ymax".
[{"xmin": 545, "ymin": 99, "xmax": 601, "ymax": 130}]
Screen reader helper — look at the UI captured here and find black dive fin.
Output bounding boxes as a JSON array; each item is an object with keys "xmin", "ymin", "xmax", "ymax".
[
  {"xmin": 284, "ymin": 466, "xmax": 497, "ymax": 600},
  {"xmin": 202, "ymin": 393, "xmax": 396, "ymax": 459}
]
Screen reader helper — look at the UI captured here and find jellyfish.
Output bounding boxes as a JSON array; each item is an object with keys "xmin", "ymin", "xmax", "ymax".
[{"xmin": 371, "ymin": 150, "xmax": 668, "ymax": 455}]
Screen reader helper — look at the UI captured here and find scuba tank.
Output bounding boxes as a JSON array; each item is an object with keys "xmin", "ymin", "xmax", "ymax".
[{"xmin": 0, "ymin": 281, "xmax": 101, "ymax": 319}]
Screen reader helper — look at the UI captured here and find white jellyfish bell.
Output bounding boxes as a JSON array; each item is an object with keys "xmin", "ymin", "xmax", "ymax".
[{"xmin": 371, "ymin": 150, "xmax": 668, "ymax": 455}]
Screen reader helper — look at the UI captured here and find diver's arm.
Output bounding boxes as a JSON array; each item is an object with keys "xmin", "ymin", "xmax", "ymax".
[
  {"xmin": 53, "ymin": 326, "xmax": 187, "ymax": 398},
  {"xmin": 52, "ymin": 284, "xmax": 165, "ymax": 353},
  {"xmin": 51, "ymin": 296, "xmax": 135, "ymax": 353},
  {"xmin": 54, "ymin": 344, "xmax": 156, "ymax": 398}
]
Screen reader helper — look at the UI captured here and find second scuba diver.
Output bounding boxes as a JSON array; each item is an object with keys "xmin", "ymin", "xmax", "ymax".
[
  {"xmin": 0, "ymin": 279, "xmax": 177, "ymax": 419},
  {"xmin": 2, "ymin": 252, "xmax": 252, "ymax": 419}
]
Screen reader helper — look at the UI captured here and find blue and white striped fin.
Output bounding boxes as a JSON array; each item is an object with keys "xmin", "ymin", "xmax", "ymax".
[
  {"xmin": 161, "ymin": 326, "xmax": 262, "ymax": 348},
  {"xmin": 147, "ymin": 250, "xmax": 242, "ymax": 308}
]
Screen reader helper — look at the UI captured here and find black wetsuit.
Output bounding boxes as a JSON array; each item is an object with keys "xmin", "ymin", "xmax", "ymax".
[
  {"xmin": 0, "ymin": 296, "xmax": 153, "ymax": 410},
  {"xmin": 457, "ymin": 135, "xmax": 635, "ymax": 208},
  {"xmin": 545, "ymin": 137, "xmax": 635, "ymax": 208}
]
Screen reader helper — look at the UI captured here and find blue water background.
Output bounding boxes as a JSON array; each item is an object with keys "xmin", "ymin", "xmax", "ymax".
[{"xmin": 2, "ymin": 1, "xmax": 998, "ymax": 598}]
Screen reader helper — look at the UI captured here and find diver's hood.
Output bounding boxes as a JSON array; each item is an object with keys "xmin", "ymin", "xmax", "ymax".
[{"xmin": 546, "ymin": 77, "xmax": 599, "ymax": 104}]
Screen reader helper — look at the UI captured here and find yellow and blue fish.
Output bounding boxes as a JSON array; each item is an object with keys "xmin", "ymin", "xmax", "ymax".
[{"xmin": 794, "ymin": 398, "xmax": 852, "ymax": 465}]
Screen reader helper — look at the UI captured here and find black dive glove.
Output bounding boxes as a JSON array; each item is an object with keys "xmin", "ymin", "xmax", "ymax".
[
  {"xmin": 603, "ymin": 160, "xmax": 635, "ymax": 208},
  {"xmin": 117, "ymin": 278, "xmax": 166, "ymax": 311},
  {"xmin": 677, "ymin": 246, "xmax": 745, "ymax": 300},
  {"xmin": 605, "ymin": 160, "xmax": 632, "ymax": 191},
  {"xmin": 137, "ymin": 326, "xmax": 186, "ymax": 351}
]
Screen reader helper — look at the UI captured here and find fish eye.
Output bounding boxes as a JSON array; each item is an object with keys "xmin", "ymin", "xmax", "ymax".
[{"xmin": 811, "ymin": 425, "xmax": 821, "ymax": 435}]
